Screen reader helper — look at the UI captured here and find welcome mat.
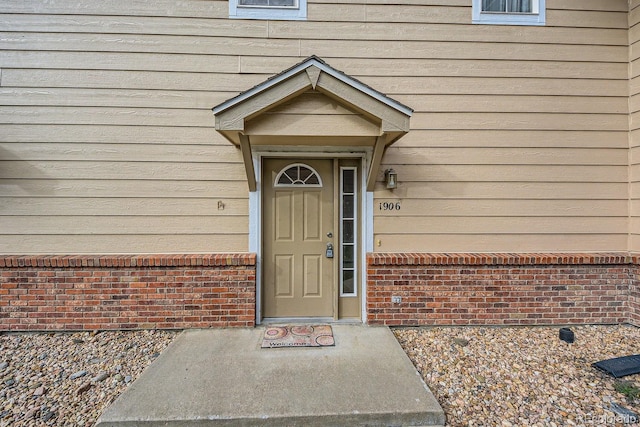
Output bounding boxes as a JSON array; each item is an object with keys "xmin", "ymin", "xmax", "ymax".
[{"xmin": 261, "ymin": 325, "xmax": 335, "ymax": 348}]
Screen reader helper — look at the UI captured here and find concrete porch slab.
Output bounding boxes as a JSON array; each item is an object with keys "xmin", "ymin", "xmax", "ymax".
[{"xmin": 96, "ymin": 325, "xmax": 445, "ymax": 426}]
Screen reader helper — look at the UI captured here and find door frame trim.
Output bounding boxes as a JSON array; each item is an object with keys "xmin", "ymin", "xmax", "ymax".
[{"xmin": 250, "ymin": 147, "xmax": 373, "ymax": 324}]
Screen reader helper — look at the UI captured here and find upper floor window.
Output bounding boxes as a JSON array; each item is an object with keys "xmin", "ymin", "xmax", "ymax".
[
  {"xmin": 229, "ymin": 0, "xmax": 307, "ymax": 20},
  {"xmin": 472, "ymin": 0, "xmax": 545, "ymax": 26}
]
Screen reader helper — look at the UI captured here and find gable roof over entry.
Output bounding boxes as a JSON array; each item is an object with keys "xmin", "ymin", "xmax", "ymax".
[{"xmin": 212, "ymin": 56, "xmax": 412, "ymax": 191}]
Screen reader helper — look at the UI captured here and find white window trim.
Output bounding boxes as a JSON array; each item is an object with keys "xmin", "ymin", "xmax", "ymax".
[
  {"xmin": 472, "ymin": 0, "xmax": 545, "ymax": 26},
  {"xmin": 229, "ymin": 0, "xmax": 307, "ymax": 20}
]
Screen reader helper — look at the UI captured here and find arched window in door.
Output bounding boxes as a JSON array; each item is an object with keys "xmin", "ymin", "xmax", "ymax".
[{"xmin": 274, "ymin": 163, "xmax": 323, "ymax": 187}]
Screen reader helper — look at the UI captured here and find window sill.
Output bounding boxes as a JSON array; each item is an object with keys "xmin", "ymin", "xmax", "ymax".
[
  {"xmin": 473, "ymin": 12, "xmax": 545, "ymax": 25},
  {"xmin": 229, "ymin": 4, "xmax": 306, "ymax": 20}
]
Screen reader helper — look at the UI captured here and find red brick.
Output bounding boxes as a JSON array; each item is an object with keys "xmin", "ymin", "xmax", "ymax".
[
  {"xmin": 367, "ymin": 252, "xmax": 638, "ymax": 327},
  {"xmin": 4, "ymin": 251, "xmax": 640, "ymax": 329},
  {"xmin": 0, "ymin": 254, "xmax": 256, "ymax": 331}
]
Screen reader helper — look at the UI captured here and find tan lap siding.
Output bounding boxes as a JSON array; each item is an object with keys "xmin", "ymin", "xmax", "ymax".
[
  {"xmin": 0, "ymin": 0, "xmax": 631, "ymax": 254},
  {"xmin": 364, "ymin": 0, "xmax": 629, "ymax": 252},
  {"xmin": 631, "ymin": 0, "xmax": 640, "ymax": 252},
  {"xmin": 0, "ymin": 2, "xmax": 255, "ymax": 254}
]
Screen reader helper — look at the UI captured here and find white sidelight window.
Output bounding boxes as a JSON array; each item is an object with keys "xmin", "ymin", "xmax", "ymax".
[
  {"xmin": 340, "ymin": 167, "xmax": 357, "ymax": 297},
  {"xmin": 472, "ymin": 0, "xmax": 545, "ymax": 25}
]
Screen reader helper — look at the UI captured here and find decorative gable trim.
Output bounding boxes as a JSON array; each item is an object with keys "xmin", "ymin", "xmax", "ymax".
[{"xmin": 212, "ymin": 56, "xmax": 413, "ymax": 192}]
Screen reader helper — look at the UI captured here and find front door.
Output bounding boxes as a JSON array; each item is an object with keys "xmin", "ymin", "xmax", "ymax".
[{"xmin": 263, "ymin": 159, "xmax": 335, "ymax": 318}]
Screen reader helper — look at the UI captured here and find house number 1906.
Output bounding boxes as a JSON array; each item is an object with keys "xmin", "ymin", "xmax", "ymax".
[{"xmin": 379, "ymin": 202, "xmax": 401, "ymax": 211}]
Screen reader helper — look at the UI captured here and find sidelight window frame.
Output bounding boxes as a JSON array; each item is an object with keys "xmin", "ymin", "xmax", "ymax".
[{"xmin": 340, "ymin": 166, "xmax": 358, "ymax": 297}]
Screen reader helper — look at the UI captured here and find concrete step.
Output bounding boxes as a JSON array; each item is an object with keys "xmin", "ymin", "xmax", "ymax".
[{"xmin": 96, "ymin": 325, "xmax": 445, "ymax": 426}]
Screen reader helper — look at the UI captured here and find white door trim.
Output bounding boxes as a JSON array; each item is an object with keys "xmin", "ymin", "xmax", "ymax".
[{"xmin": 250, "ymin": 148, "xmax": 372, "ymax": 325}]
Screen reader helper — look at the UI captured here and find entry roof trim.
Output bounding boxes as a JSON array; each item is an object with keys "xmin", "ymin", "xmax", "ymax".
[{"xmin": 212, "ymin": 55, "xmax": 413, "ymax": 117}]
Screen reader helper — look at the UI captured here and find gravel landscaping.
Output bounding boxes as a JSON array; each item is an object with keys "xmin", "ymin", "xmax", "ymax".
[
  {"xmin": 0, "ymin": 330, "xmax": 177, "ymax": 426},
  {"xmin": 395, "ymin": 325, "xmax": 640, "ymax": 426},
  {"xmin": 2, "ymin": 325, "xmax": 640, "ymax": 426}
]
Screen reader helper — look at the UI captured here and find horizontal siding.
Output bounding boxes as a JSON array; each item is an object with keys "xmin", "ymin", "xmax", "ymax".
[
  {"xmin": 2, "ymin": 216, "xmax": 248, "ymax": 235},
  {"xmin": 0, "ymin": 161, "xmax": 245, "ymax": 180},
  {"xmin": 0, "ymin": 180, "xmax": 247, "ymax": 198},
  {"xmin": 0, "ymin": 235, "xmax": 248, "ymax": 254},
  {"xmin": 374, "ymin": 234, "xmax": 627, "ymax": 253},
  {"xmin": 1, "ymin": 0, "xmax": 627, "ymax": 25},
  {"xmin": 3, "ymin": 33, "xmax": 626, "ymax": 62},
  {"xmin": 375, "ymin": 217, "xmax": 627, "ymax": 234},
  {"xmin": 0, "ymin": 32, "xmax": 302, "ymax": 57},
  {"xmin": 0, "ymin": 0, "xmax": 631, "ymax": 254},
  {"xmin": 374, "ymin": 199, "xmax": 627, "ymax": 217},
  {"xmin": 0, "ymin": 69, "xmax": 267, "ymax": 92},
  {"xmin": 0, "ymin": 197, "xmax": 247, "ymax": 216},
  {"xmin": 631, "ymin": 0, "xmax": 640, "ymax": 253},
  {"xmin": 0, "ymin": 143, "xmax": 240, "ymax": 162},
  {"xmin": 0, "ymin": 125, "xmax": 225, "ymax": 144},
  {"xmin": 298, "ymin": 41, "xmax": 627, "ymax": 62},
  {"xmin": 0, "ymin": 14, "xmax": 626, "ymax": 45},
  {"xmin": 1, "ymin": 52, "xmax": 628, "ymax": 79},
  {"xmin": 1, "ymin": 0, "xmax": 229, "ymax": 18},
  {"xmin": 383, "ymin": 147, "xmax": 628, "ymax": 165},
  {"xmin": 375, "ymin": 165, "xmax": 626, "ymax": 182},
  {"xmin": 243, "ymin": 58, "xmax": 627, "ymax": 79},
  {"xmin": 268, "ymin": 22, "xmax": 626, "ymax": 44},
  {"xmin": 0, "ymin": 14, "xmax": 269, "ymax": 39},
  {"xmin": 0, "ymin": 89, "xmax": 626, "ymax": 114},
  {"xmin": 408, "ymin": 113, "xmax": 626, "ymax": 131},
  {"xmin": 373, "ymin": 182, "xmax": 627, "ymax": 200},
  {"xmin": 0, "ymin": 88, "xmax": 232, "ymax": 109},
  {"xmin": 0, "ymin": 106, "xmax": 221, "ymax": 128},
  {"xmin": 0, "ymin": 125, "xmax": 628, "ymax": 148},
  {"xmin": 396, "ymin": 130, "xmax": 628, "ymax": 148},
  {"xmin": 0, "ymin": 69, "xmax": 627, "ymax": 97}
]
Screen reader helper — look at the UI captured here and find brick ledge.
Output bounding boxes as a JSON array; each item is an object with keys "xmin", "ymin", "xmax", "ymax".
[
  {"xmin": 368, "ymin": 252, "xmax": 634, "ymax": 266},
  {"xmin": 0, "ymin": 253, "xmax": 256, "ymax": 268}
]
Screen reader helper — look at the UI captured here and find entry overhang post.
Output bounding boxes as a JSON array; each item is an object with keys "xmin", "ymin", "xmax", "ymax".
[
  {"xmin": 367, "ymin": 134, "xmax": 387, "ymax": 192},
  {"xmin": 239, "ymin": 134, "xmax": 257, "ymax": 192}
]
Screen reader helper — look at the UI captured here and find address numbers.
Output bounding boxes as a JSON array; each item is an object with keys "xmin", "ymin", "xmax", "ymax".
[{"xmin": 379, "ymin": 201, "xmax": 401, "ymax": 211}]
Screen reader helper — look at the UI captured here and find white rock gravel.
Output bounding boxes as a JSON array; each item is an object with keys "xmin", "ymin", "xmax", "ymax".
[
  {"xmin": 0, "ymin": 330, "xmax": 177, "ymax": 426},
  {"xmin": 3, "ymin": 325, "xmax": 639, "ymax": 427},
  {"xmin": 394, "ymin": 325, "xmax": 640, "ymax": 427}
]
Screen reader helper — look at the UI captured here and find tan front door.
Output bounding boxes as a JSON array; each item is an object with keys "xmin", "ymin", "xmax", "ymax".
[{"xmin": 263, "ymin": 159, "xmax": 334, "ymax": 318}]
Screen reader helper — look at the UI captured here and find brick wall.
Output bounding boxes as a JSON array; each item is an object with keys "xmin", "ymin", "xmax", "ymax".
[
  {"xmin": 0, "ymin": 254, "xmax": 256, "ymax": 331},
  {"xmin": 367, "ymin": 253, "xmax": 632, "ymax": 326},
  {"xmin": 4, "ymin": 252, "xmax": 640, "ymax": 331},
  {"xmin": 630, "ymin": 256, "xmax": 640, "ymax": 326}
]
